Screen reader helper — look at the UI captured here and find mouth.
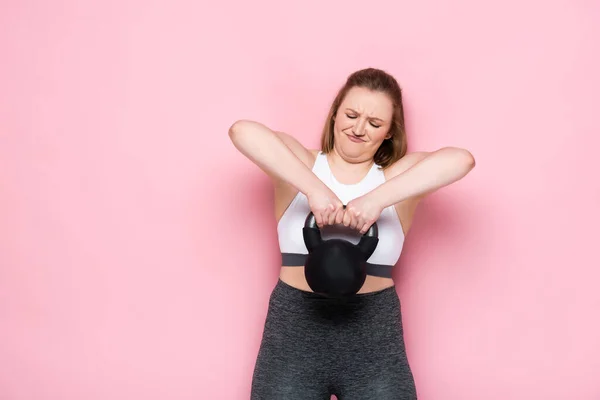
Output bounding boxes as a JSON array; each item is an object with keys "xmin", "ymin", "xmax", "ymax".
[{"xmin": 346, "ymin": 134, "xmax": 365, "ymax": 143}]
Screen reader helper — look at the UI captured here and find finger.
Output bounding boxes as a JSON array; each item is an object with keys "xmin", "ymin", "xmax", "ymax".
[
  {"xmin": 322, "ymin": 210, "xmax": 331, "ymax": 227},
  {"xmin": 345, "ymin": 208, "xmax": 354, "ymax": 229},
  {"xmin": 335, "ymin": 207, "xmax": 344, "ymax": 225},
  {"xmin": 359, "ymin": 221, "xmax": 371, "ymax": 234},
  {"xmin": 320, "ymin": 204, "xmax": 329, "ymax": 225},
  {"xmin": 328, "ymin": 206, "xmax": 337, "ymax": 226},
  {"xmin": 314, "ymin": 211, "xmax": 324, "ymax": 228},
  {"xmin": 342, "ymin": 210, "xmax": 351, "ymax": 227},
  {"xmin": 356, "ymin": 216, "xmax": 365, "ymax": 232},
  {"xmin": 352, "ymin": 210, "xmax": 362, "ymax": 230},
  {"xmin": 359, "ymin": 223, "xmax": 367, "ymax": 234},
  {"xmin": 350, "ymin": 213, "xmax": 359, "ymax": 230}
]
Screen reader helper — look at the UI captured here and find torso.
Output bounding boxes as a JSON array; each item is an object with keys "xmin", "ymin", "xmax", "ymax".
[{"xmin": 275, "ymin": 149, "xmax": 423, "ymax": 294}]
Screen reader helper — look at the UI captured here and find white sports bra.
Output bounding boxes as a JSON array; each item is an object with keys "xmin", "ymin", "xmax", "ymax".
[{"xmin": 277, "ymin": 151, "xmax": 405, "ymax": 278}]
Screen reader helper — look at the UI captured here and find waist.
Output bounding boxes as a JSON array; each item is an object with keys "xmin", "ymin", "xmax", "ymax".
[{"xmin": 279, "ymin": 266, "xmax": 395, "ymax": 295}]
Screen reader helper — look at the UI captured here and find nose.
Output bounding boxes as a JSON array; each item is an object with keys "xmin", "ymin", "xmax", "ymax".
[{"xmin": 352, "ymin": 119, "xmax": 367, "ymax": 136}]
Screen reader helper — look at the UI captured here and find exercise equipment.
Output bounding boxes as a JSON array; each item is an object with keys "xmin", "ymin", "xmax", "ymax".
[{"xmin": 303, "ymin": 208, "xmax": 379, "ymax": 297}]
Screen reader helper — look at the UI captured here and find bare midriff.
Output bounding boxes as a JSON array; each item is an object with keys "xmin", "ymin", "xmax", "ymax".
[{"xmin": 279, "ymin": 266, "xmax": 394, "ymax": 294}]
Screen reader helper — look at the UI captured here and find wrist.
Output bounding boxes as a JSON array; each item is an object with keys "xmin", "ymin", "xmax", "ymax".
[
  {"xmin": 368, "ymin": 184, "xmax": 394, "ymax": 210},
  {"xmin": 302, "ymin": 175, "xmax": 329, "ymax": 199}
]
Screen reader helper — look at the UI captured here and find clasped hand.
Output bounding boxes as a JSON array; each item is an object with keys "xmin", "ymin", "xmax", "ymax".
[{"xmin": 307, "ymin": 188, "xmax": 384, "ymax": 235}]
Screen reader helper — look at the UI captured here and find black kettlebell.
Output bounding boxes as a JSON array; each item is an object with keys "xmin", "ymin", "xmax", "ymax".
[{"xmin": 303, "ymin": 207, "xmax": 379, "ymax": 298}]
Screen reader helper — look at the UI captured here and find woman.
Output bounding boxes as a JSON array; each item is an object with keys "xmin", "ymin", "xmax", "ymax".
[{"xmin": 229, "ymin": 68, "xmax": 475, "ymax": 399}]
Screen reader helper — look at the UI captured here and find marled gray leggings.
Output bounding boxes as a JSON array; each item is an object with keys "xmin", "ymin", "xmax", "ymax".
[{"xmin": 251, "ymin": 279, "xmax": 417, "ymax": 399}]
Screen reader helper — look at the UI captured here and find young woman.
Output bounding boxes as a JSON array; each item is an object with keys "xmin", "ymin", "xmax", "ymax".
[{"xmin": 229, "ymin": 68, "xmax": 476, "ymax": 399}]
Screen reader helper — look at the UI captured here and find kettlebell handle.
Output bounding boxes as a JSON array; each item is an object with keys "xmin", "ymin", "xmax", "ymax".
[
  {"xmin": 302, "ymin": 207, "xmax": 379, "ymax": 260},
  {"xmin": 303, "ymin": 205, "xmax": 379, "ymax": 238}
]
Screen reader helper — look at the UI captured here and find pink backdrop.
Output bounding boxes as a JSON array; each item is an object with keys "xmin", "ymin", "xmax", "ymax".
[{"xmin": 1, "ymin": 0, "xmax": 599, "ymax": 399}]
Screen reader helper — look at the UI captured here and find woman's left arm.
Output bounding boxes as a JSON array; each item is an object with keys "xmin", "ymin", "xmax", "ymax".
[
  {"xmin": 344, "ymin": 147, "xmax": 476, "ymax": 233},
  {"xmin": 373, "ymin": 146, "xmax": 476, "ymax": 208}
]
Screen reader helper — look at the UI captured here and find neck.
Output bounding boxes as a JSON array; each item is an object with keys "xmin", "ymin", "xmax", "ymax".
[{"xmin": 327, "ymin": 148, "xmax": 374, "ymax": 183}]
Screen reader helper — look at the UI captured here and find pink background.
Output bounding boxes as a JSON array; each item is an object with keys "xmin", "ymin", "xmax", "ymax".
[{"xmin": 1, "ymin": 0, "xmax": 599, "ymax": 399}]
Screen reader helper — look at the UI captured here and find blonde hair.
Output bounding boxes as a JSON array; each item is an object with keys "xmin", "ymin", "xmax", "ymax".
[{"xmin": 320, "ymin": 68, "xmax": 407, "ymax": 169}]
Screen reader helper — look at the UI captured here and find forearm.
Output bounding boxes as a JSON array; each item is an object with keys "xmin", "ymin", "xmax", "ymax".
[
  {"xmin": 228, "ymin": 120, "xmax": 326, "ymax": 196},
  {"xmin": 372, "ymin": 147, "xmax": 476, "ymax": 207}
]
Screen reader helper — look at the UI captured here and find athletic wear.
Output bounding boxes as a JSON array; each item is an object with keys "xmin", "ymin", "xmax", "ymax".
[
  {"xmin": 251, "ymin": 279, "xmax": 417, "ymax": 399},
  {"xmin": 277, "ymin": 151, "xmax": 405, "ymax": 278}
]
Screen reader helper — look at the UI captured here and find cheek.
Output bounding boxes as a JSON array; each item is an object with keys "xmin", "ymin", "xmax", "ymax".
[
  {"xmin": 368, "ymin": 128, "xmax": 389, "ymax": 142},
  {"xmin": 334, "ymin": 121, "xmax": 352, "ymax": 133}
]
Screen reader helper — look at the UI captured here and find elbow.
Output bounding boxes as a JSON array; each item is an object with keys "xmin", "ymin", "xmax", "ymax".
[
  {"xmin": 459, "ymin": 148, "xmax": 476, "ymax": 170},
  {"xmin": 228, "ymin": 119, "xmax": 253, "ymax": 143},
  {"xmin": 442, "ymin": 146, "xmax": 476, "ymax": 171}
]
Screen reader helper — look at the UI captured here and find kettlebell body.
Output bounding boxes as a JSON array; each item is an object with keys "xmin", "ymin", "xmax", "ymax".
[{"xmin": 302, "ymin": 211, "xmax": 379, "ymax": 298}]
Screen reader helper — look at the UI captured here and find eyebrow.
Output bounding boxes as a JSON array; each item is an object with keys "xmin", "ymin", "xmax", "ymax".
[{"xmin": 345, "ymin": 108, "xmax": 385, "ymax": 122}]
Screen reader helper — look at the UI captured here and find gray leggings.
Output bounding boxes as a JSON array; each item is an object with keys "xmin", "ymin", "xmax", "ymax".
[{"xmin": 251, "ymin": 279, "xmax": 417, "ymax": 399}]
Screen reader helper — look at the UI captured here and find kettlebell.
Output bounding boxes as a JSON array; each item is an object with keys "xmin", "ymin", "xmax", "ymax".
[{"xmin": 302, "ymin": 207, "xmax": 379, "ymax": 298}]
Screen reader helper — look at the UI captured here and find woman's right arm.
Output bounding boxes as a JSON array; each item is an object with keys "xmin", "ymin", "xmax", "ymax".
[{"xmin": 228, "ymin": 119, "xmax": 344, "ymax": 226}]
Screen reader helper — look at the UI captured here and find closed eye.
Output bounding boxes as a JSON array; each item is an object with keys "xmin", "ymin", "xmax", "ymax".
[{"xmin": 345, "ymin": 113, "xmax": 382, "ymax": 128}]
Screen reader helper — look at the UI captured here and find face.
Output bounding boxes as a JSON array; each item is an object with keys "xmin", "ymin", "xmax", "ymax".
[{"xmin": 332, "ymin": 86, "xmax": 394, "ymax": 163}]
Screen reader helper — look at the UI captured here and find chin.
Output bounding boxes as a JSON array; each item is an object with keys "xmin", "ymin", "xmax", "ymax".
[{"xmin": 337, "ymin": 143, "xmax": 365, "ymax": 160}]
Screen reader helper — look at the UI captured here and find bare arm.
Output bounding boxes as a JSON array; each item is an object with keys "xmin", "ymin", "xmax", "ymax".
[
  {"xmin": 343, "ymin": 147, "xmax": 475, "ymax": 234},
  {"xmin": 373, "ymin": 147, "xmax": 476, "ymax": 208},
  {"xmin": 228, "ymin": 119, "xmax": 344, "ymax": 226},
  {"xmin": 228, "ymin": 120, "xmax": 323, "ymax": 195}
]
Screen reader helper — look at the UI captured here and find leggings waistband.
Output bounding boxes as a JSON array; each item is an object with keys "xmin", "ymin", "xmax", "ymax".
[{"xmin": 269, "ymin": 278, "xmax": 400, "ymax": 314}]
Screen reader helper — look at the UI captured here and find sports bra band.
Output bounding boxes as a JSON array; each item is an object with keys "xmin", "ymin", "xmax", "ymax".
[{"xmin": 281, "ymin": 252, "xmax": 394, "ymax": 278}]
